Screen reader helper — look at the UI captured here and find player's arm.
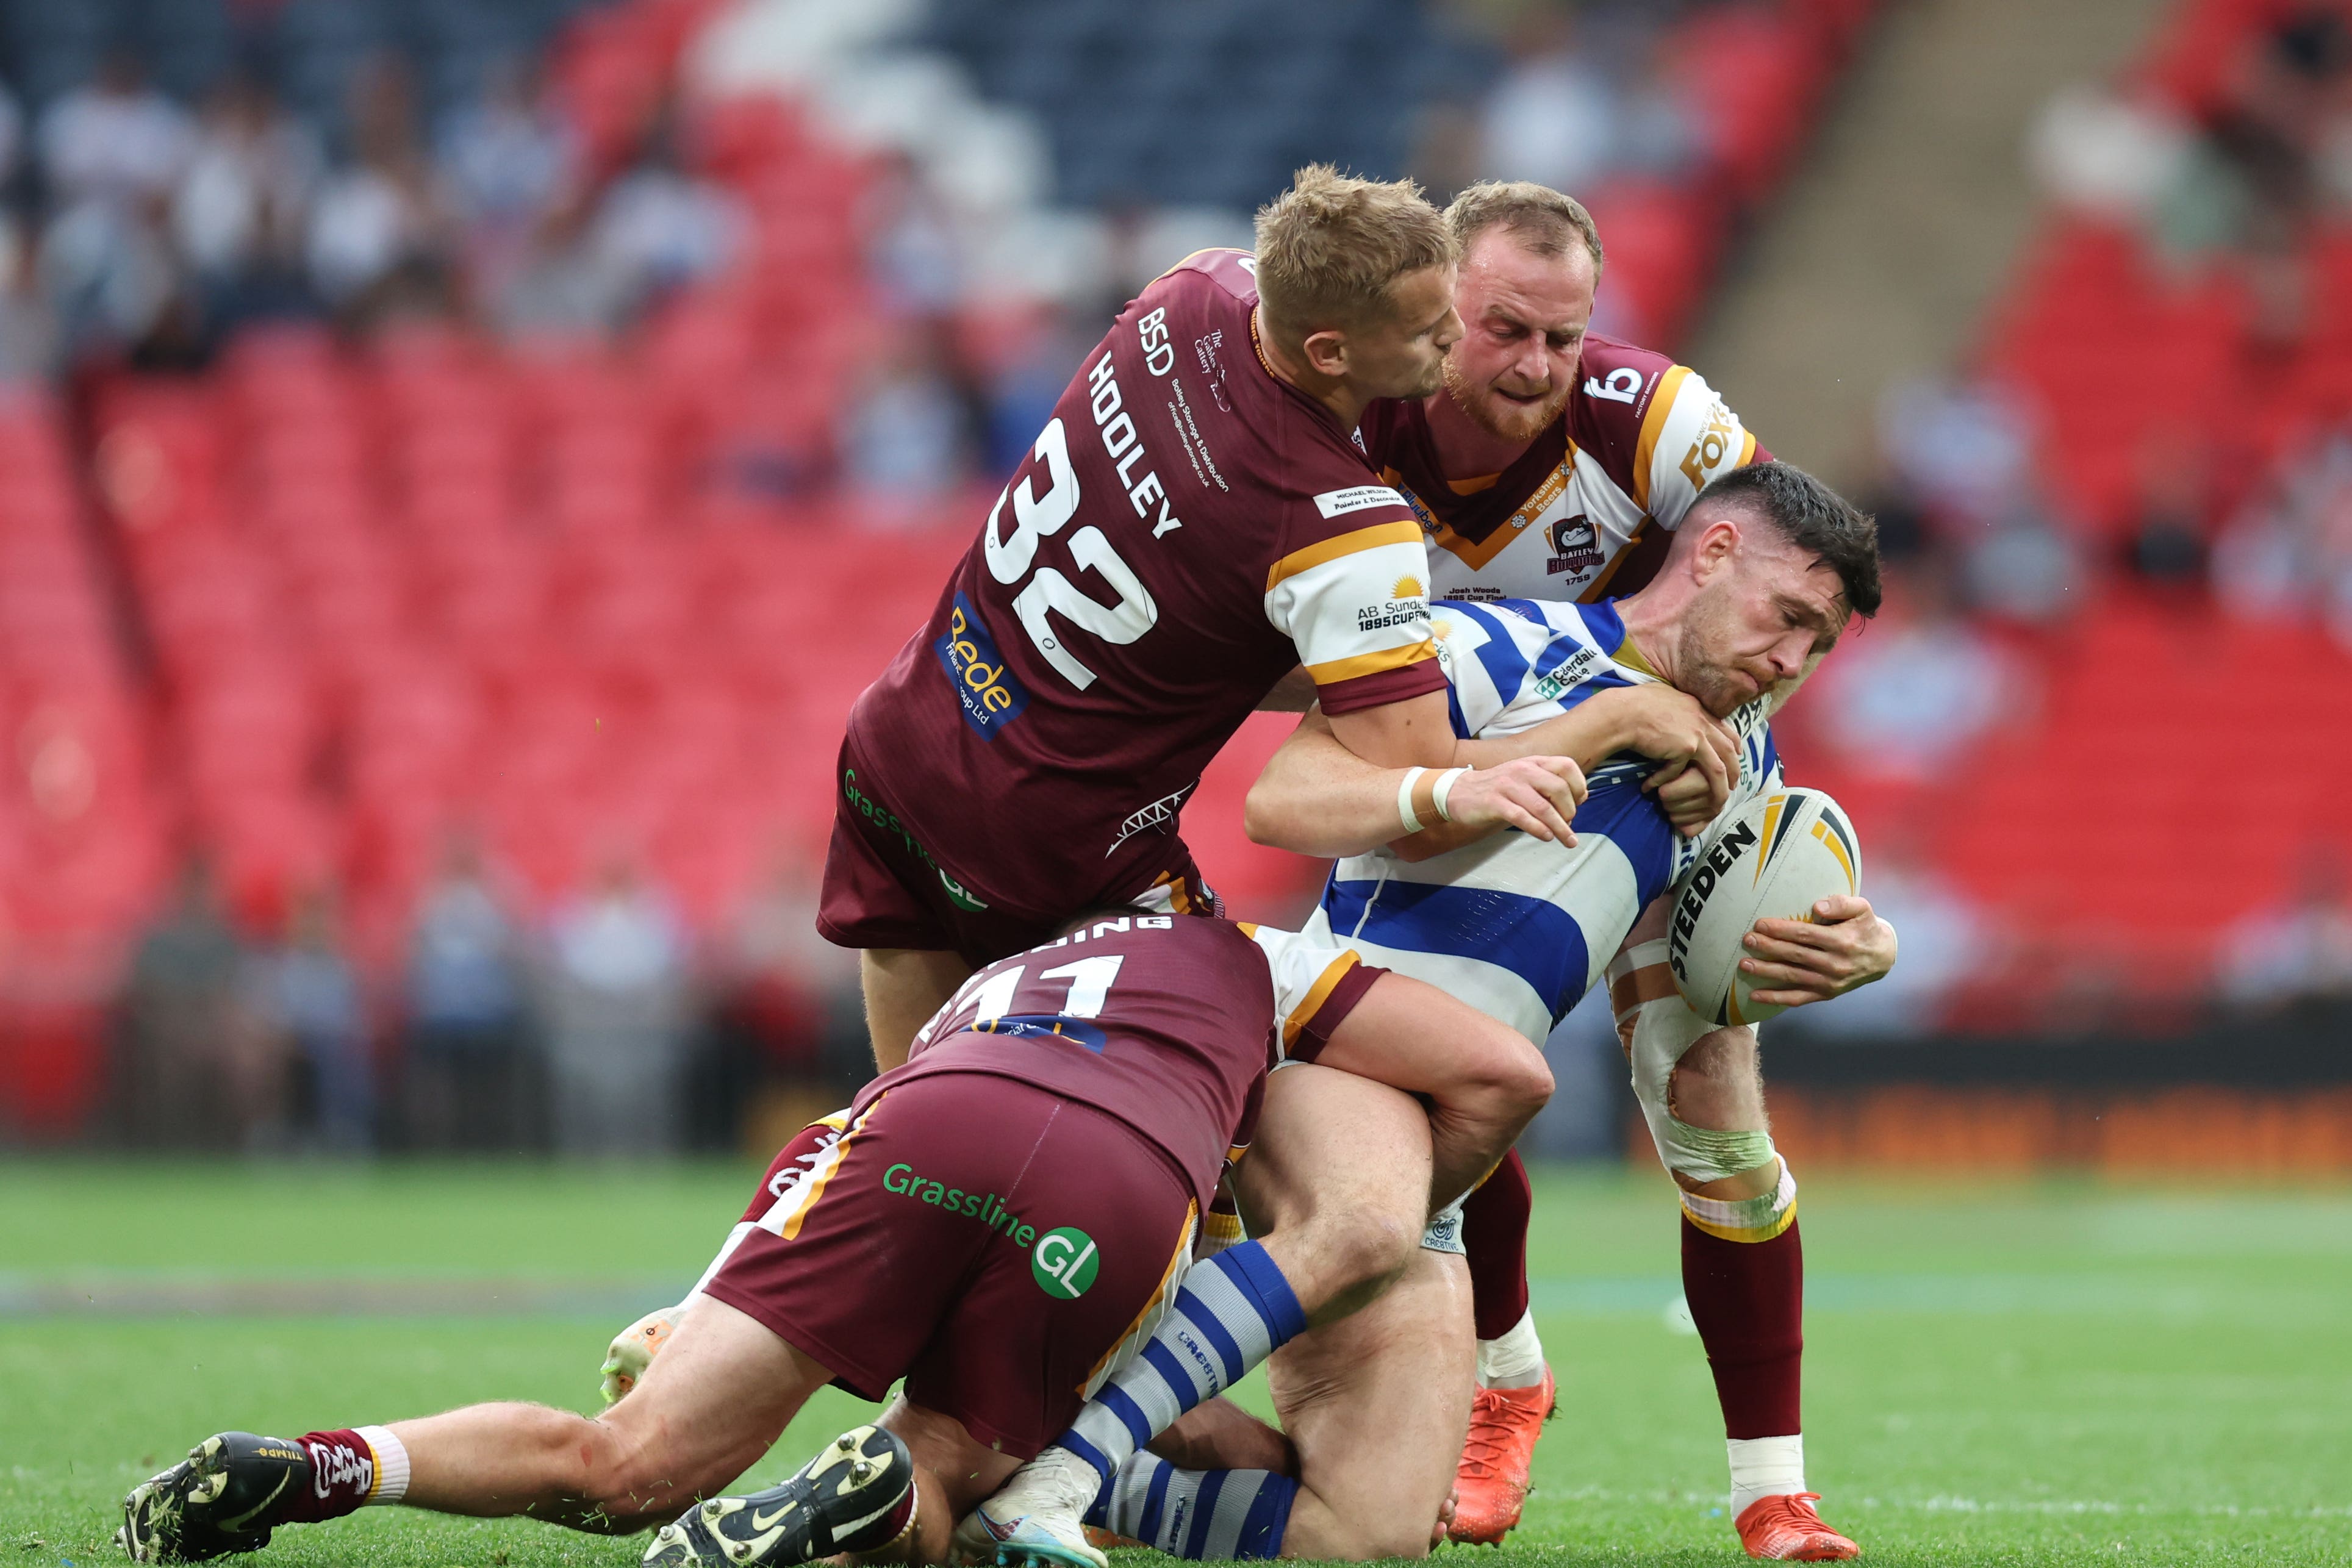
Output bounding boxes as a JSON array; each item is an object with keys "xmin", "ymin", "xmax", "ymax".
[
  {"xmin": 1263, "ymin": 514, "xmax": 1469, "ymax": 767},
  {"xmin": 1246, "ymin": 707, "xmax": 1589, "ymax": 859},
  {"xmin": 1247, "ymin": 682, "xmax": 1740, "ymax": 860}
]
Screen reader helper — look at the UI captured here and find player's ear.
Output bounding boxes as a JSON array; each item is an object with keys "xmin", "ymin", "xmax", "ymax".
[
  {"xmin": 1689, "ymin": 513, "xmax": 1741, "ymax": 582},
  {"xmin": 1300, "ymin": 326, "xmax": 1350, "ymax": 378}
]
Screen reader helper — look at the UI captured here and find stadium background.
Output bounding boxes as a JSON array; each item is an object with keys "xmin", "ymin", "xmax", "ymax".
[
  {"xmin": 0, "ymin": 0, "xmax": 2343, "ymax": 1166},
  {"xmin": 2, "ymin": 1, "xmax": 2350, "ymax": 1562}
]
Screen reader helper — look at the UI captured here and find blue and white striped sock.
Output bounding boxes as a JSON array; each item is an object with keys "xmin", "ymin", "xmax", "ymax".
[
  {"xmin": 1058, "ymin": 1240, "xmax": 1308, "ymax": 1489},
  {"xmin": 1085, "ymin": 1452, "xmax": 1295, "ymax": 1561}
]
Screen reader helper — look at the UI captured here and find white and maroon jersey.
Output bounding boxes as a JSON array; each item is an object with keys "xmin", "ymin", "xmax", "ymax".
[
  {"xmin": 848, "ymin": 249, "xmax": 1444, "ymax": 917},
  {"xmin": 1360, "ymin": 334, "xmax": 1766, "ymax": 607},
  {"xmin": 897, "ymin": 915, "xmax": 1375, "ymax": 1208}
]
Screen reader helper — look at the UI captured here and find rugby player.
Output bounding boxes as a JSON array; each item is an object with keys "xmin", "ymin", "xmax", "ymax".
[
  {"xmin": 967, "ymin": 462, "xmax": 1885, "ymax": 1568},
  {"xmin": 1246, "ymin": 462, "xmax": 1890, "ymax": 1563},
  {"xmin": 1347, "ymin": 180, "xmax": 1895, "ymax": 1556},
  {"xmin": 118, "ymin": 914, "xmax": 1474, "ymax": 1568}
]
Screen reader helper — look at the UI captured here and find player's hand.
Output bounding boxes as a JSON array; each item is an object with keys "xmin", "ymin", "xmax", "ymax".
[
  {"xmin": 1443, "ymin": 755, "xmax": 1587, "ymax": 844},
  {"xmin": 1740, "ymin": 894, "xmax": 1898, "ymax": 1008},
  {"xmin": 1592, "ymin": 686, "xmax": 1738, "ymax": 820},
  {"xmin": 600, "ymin": 1304, "xmax": 684, "ymax": 1405},
  {"xmin": 1644, "ymin": 759, "xmax": 1724, "ymax": 837}
]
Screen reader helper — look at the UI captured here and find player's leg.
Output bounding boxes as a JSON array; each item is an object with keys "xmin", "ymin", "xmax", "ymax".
[
  {"xmin": 120, "ymin": 1297, "xmax": 831, "ymax": 1563},
  {"xmin": 858, "ymin": 947, "xmax": 972, "ymax": 1071},
  {"xmin": 1609, "ymin": 911, "xmax": 1855, "ymax": 1563},
  {"xmin": 1081, "ymin": 1246, "xmax": 1474, "ymax": 1562},
  {"xmin": 1450, "ymin": 1150, "xmax": 1556, "ymax": 1544},
  {"xmin": 975, "ymin": 1061, "xmax": 1435, "ymax": 1564},
  {"xmin": 1309, "ymin": 969, "xmax": 1554, "ymax": 1218},
  {"xmin": 814, "ymin": 741, "xmax": 981, "ymax": 1072}
]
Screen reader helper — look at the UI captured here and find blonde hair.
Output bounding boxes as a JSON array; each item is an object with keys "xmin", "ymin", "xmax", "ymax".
[
  {"xmin": 1252, "ymin": 165, "xmax": 1455, "ymax": 343},
  {"xmin": 1444, "ymin": 180, "xmax": 1604, "ymax": 275}
]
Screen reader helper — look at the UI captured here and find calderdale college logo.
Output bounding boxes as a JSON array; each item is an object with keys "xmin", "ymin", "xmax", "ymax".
[{"xmin": 1032, "ymin": 1227, "xmax": 1101, "ymax": 1299}]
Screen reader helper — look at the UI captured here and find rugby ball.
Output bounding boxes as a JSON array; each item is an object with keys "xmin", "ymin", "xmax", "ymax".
[{"xmin": 1666, "ymin": 788, "xmax": 1862, "ymax": 1027}]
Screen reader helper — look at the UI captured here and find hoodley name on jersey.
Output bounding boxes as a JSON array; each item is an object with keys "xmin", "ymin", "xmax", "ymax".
[
  {"xmin": 1360, "ymin": 335, "xmax": 1768, "ymax": 608},
  {"xmin": 1305, "ymin": 596, "xmax": 1780, "ymax": 1046}
]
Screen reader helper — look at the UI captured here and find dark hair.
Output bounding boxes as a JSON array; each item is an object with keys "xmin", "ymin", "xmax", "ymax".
[{"xmin": 1694, "ymin": 461, "xmax": 1882, "ymax": 620}]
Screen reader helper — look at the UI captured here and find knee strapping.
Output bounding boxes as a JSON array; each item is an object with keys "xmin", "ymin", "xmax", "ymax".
[
  {"xmin": 1609, "ymin": 940, "xmax": 1775, "ymax": 1184},
  {"xmin": 1680, "ymin": 1158, "xmax": 1798, "ymax": 1242}
]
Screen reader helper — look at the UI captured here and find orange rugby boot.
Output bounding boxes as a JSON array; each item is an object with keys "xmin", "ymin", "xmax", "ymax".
[
  {"xmin": 1447, "ymin": 1365, "xmax": 1555, "ymax": 1545},
  {"xmin": 1735, "ymin": 1492, "xmax": 1859, "ymax": 1561}
]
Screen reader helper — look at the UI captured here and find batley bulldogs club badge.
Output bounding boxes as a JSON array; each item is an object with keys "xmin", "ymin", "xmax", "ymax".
[{"xmin": 1547, "ymin": 513, "xmax": 1604, "ymax": 577}]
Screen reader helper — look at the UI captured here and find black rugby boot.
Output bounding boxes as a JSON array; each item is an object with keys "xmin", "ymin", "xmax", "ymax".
[
  {"xmin": 120, "ymin": 1432, "xmax": 310, "ymax": 1563},
  {"xmin": 643, "ymin": 1425, "xmax": 916, "ymax": 1568}
]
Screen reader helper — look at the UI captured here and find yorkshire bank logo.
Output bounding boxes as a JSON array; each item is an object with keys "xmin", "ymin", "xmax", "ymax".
[{"xmin": 1031, "ymin": 1226, "xmax": 1101, "ymax": 1299}]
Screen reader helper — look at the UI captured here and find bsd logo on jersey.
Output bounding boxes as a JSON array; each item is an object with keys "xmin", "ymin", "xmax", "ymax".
[
  {"xmin": 1031, "ymin": 1226, "xmax": 1100, "ymax": 1299},
  {"xmin": 934, "ymin": 593, "xmax": 1032, "ymax": 739}
]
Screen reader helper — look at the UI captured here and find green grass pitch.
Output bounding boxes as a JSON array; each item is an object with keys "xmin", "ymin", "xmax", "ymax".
[{"xmin": 4, "ymin": 1160, "xmax": 2347, "ymax": 1565}]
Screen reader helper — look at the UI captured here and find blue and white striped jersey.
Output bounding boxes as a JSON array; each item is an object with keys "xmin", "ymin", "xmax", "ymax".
[{"xmin": 1303, "ymin": 598, "xmax": 1782, "ymax": 1045}]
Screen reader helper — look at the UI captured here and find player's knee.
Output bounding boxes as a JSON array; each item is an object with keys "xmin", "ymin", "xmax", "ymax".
[
  {"xmin": 1666, "ymin": 1028, "xmax": 1762, "ymax": 1132},
  {"xmin": 1311, "ymin": 1510, "xmax": 1436, "ymax": 1561},
  {"xmin": 577, "ymin": 1414, "xmax": 714, "ymax": 1519},
  {"xmin": 1458, "ymin": 1018, "xmax": 1554, "ymax": 1117},
  {"xmin": 1317, "ymin": 1203, "xmax": 1421, "ymax": 1308}
]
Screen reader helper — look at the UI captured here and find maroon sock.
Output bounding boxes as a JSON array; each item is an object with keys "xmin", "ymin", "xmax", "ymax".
[
  {"xmin": 1463, "ymin": 1148, "xmax": 1533, "ymax": 1342},
  {"xmin": 1680, "ymin": 1214, "xmax": 1804, "ymax": 1438},
  {"xmin": 278, "ymin": 1431, "xmax": 378, "ymax": 1523}
]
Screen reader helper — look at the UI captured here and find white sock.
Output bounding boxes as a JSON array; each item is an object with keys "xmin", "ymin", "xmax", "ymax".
[
  {"xmin": 1475, "ymin": 1308, "xmax": 1546, "ymax": 1389},
  {"xmin": 1727, "ymin": 1433, "xmax": 1804, "ymax": 1520},
  {"xmin": 356, "ymin": 1426, "xmax": 410, "ymax": 1506}
]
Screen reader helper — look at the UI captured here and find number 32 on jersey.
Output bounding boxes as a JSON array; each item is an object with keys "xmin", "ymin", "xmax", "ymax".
[{"xmin": 982, "ymin": 417, "xmax": 1160, "ymax": 690}]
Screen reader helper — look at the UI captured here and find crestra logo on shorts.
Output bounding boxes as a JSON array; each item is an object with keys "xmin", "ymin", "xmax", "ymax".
[{"xmin": 1031, "ymin": 1227, "xmax": 1101, "ymax": 1300}]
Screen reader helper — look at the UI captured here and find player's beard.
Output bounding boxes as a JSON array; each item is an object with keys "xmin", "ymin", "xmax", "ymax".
[
  {"xmin": 1674, "ymin": 595, "xmax": 1765, "ymax": 719},
  {"xmin": 1441, "ymin": 354, "xmax": 1572, "ymax": 444}
]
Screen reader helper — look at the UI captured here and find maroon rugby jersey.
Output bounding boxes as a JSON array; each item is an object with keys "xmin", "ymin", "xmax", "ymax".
[
  {"xmin": 1361, "ymin": 332, "xmax": 1769, "ymax": 606},
  {"xmin": 847, "ymin": 250, "xmax": 1445, "ymax": 918},
  {"xmin": 867, "ymin": 915, "xmax": 1372, "ymax": 1209}
]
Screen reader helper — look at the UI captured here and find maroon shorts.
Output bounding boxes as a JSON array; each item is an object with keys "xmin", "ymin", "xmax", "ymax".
[
  {"xmin": 817, "ymin": 736, "xmax": 1222, "ymax": 965},
  {"xmin": 702, "ymin": 1069, "xmax": 1197, "ymax": 1457}
]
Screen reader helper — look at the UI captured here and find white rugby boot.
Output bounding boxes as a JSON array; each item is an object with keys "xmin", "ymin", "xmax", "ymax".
[{"xmin": 962, "ymin": 1445, "xmax": 1106, "ymax": 1568}]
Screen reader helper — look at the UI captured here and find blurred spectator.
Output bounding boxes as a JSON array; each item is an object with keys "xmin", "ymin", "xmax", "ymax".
[
  {"xmin": 260, "ymin": 883, "xmax": 373, "ymax": 1153},
  {"xmin": 173, "ymin": 73, "xmax": 324, "ymax": 332},
  {"xmin": 38, "ymin": 183, "xmax": 175, "ymax": 362},
  {"xmin": 499, "ymin": 110, "xmax": 739, "ymax": 336},
  {"xmin": 687, "ymin": 844, "xmax": 855, "ymax": 1151},
  {"xmin": 1477, "ymin": 11, "xmax": 1690, "ymax": 195},
  {"xmin": 2028, "ymin": 82, "xmax": 2192, "ymax": 221},
  {"xmin": 0, "ymin": 217, "xmax": 56, "ymax": 379},
  {"xmin": 403, "ymin": 834, "xmax": 536, "ymax": 1151},
  {"xmin": 307, "ymin": 58, "xmax": 457, "ymax": 322},
  {"xmin": 440, "ymin": 57, "xmax": 580, "ymax": 309},
  {"xmin": 2210, "ymin": 427, "xmax": 2352, "ymax": 646},
  {"xmin": 2219, "ymin": 848, "xmax": 2352, "ymax": 1008},
  {"xmin": 1877, "ymin": 376, "xmax": 2038, "ymax": 528},
  {"xmin": 583, "ymin": 118, "xmax": 742, "ymax": 318},
  {"xmin": 541, "ymin": 848, "xmax": 692, "ymax": 1156},
  {"xmin": 2128, "ymin": 428, "xmax": 2212, "ymax": 583},
  {"xmin": 115, "ymin": 853, "xmax": 275, "ymax": 1150},
  {"xmin": 37, "ymin": 52, "xmax": 190, "ymax": 210},
  {"xmin": 1809, "ymin": 563, "xmax": 2029, "ymax": 781},
  {"xmin": 842, "ymin": 324, "xmax": 973, "ymax": 498}
]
